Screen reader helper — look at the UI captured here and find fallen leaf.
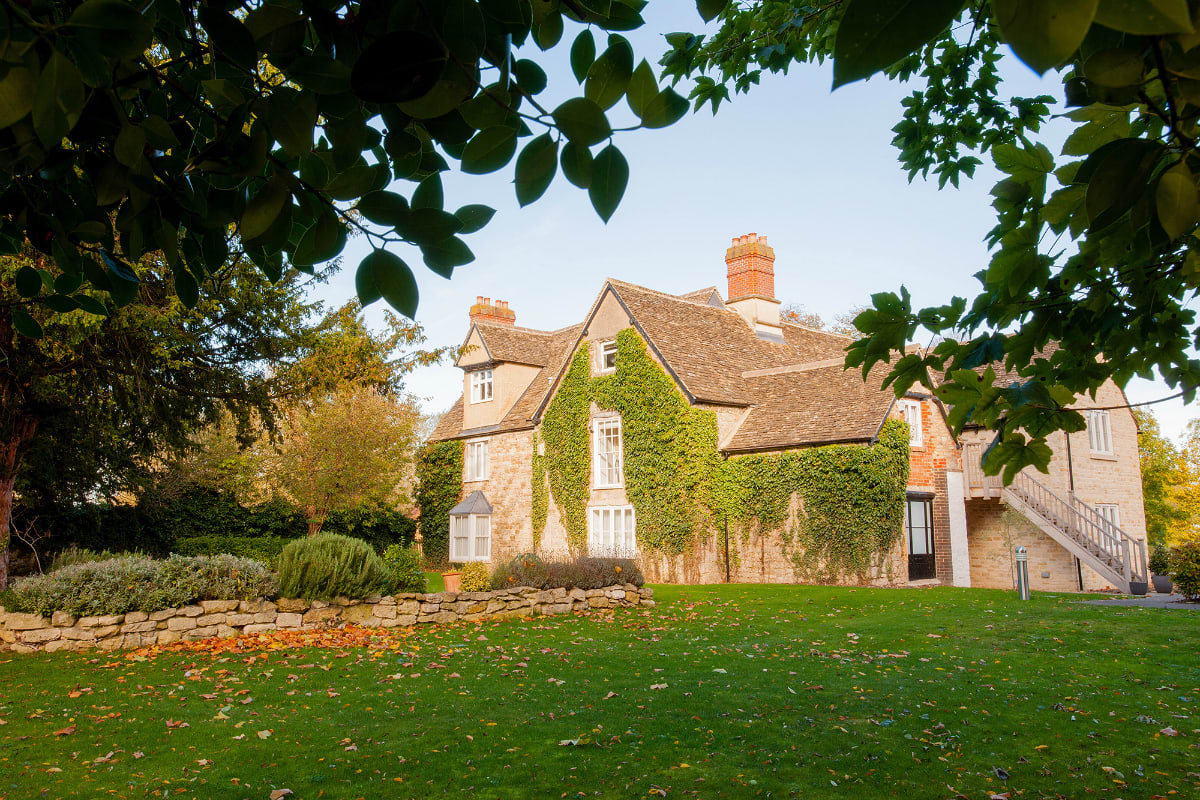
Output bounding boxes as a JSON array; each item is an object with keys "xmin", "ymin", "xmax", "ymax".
[
  {"xmin": 269, "ymin": 790, "xmax": 293, "ymax": 800},
  {"xmin": 1160, "ymin": 727, "xmax": 1179, "ymax": 736},
  {"xmin": 650, "ymin": 683, "xmax": 668, "ymax": 690},
  {"xmin": 257, "ymin": 729, "xmax": 272, "ymax": 739},
  {"xmin": 53, "ymin": 724, "xmax": 76, "ymax": 737}
]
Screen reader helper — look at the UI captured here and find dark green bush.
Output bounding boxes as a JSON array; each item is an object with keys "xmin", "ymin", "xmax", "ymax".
[
  {"xmin": 490, "ymin": 554, "xmax": 643, "ymax": 590},
  {"xmin": 1149, "ymin": 544, "xmax": 1171, "ymax": 576},
  {"xmin": 173, "ymin": 535, "xmax": 295, "ymax": 565},
  {"xmin": 382, "ymin": 544, "xmax": 426, "ymax": 593},
  {"xmin": 278, "ymin": 534, "xmax": 392, "ymax": 601},
  {"xmin": 323, "ymin": 507, "xmax": 417, "ymax": 553},
  {"xmin": 1171, "ymin": 542, "xmax": 1200, "ymax": 600},
  {"xmin": 9, "ymin": 554, "xmax": 276, "ymax": 617}
]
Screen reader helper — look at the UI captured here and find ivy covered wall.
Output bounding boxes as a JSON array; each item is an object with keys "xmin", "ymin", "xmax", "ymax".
[
  {"xmin": 414, "ymin": 439, "xmax": 463, "ymax": 568},
  {"xmin": 535, "ymin": 328, "xmax": 911, "ymax": 582}
]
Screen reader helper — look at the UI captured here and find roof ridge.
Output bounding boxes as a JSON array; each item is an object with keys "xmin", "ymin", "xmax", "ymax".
[
  {"xmin": 473, "ymin": 320, "xmax": 554, "ymax": 337},
  {"xmin": 742, "ymin": 357, "xmax": 846, "ymax": 378},
  {"xmin": 780, "ymin": 321, "xmax": 854, "ymax": 341},
  {"xmin": 607, "ymin": 278, "xmax": 738, "ymax": 316}
]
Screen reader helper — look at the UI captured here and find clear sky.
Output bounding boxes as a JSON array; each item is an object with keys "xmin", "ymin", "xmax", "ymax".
[{"xmin": 314, "ymin": 6, "xmax": 1197, "ymax": 443}]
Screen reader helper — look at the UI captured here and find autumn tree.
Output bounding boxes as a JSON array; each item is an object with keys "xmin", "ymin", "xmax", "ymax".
[
  {"xmin": 1134, "ymin": 408, "xmax": 1188, "ymax": 545},
  {"xmin": 781, "ymin": 302, "xmax": 869, "ymax": 338}
]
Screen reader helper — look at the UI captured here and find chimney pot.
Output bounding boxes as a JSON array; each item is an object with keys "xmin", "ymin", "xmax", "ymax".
[
  {"xmin": 469, "ymin": 295, "xmax": 517, "ymax": 326},
  {"xmin": 725, "ymin": 231, "xmax": 776, "ymax": 301}
]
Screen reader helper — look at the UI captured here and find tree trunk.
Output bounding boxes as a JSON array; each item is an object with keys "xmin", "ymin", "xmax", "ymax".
[{"xmin": 0, "ymin": 416, "xmax": 37, "ymax": 589}]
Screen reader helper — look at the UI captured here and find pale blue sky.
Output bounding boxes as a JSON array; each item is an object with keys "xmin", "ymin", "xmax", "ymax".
[{"xmin": 316, "ymin": 6, "xmax": 1196, "ymax": 442}]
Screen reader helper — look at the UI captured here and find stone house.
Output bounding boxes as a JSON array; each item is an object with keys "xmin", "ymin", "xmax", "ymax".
[{"xmin": 428, "ymin": 234, "xmax": 1149, "ymax": 592}]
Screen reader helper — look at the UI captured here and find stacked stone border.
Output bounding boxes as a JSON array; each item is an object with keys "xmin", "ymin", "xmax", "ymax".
[{"xmin": 0, "ymin": 584, "xmax": 655, "ymax": 654}]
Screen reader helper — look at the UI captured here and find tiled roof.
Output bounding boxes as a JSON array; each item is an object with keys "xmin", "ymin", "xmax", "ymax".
[
  {"xmin": 471, "ymin": 321, "xmax": 555, "ymax": 366},
  {"xmin": 677, "ymin": 286, "xmax": 724, "ymax": 306},
  {"xmin": 428, "ymin": 324, "xmax": 584, "ymax": 443},
  {"xmin": 723, "ymin": 361, "xmax": 897, "ymax": 452}
]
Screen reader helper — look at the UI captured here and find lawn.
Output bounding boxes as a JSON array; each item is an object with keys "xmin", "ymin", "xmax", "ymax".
[{"xmin": 0, "ymin": 584, "xmax": 1196, "ymax": 799}]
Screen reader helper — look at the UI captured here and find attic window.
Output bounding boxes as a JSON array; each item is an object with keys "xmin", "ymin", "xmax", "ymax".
[
  {"xmin": 899, "ymin": 399, "xmax": 923, "ymax": 447},
  {"xmin": 600, "ymin": 340, "xmax": 617, "ymax": 372},
  {"xmin": 470, "ymin": 368, "xmax": 493, "ymax": 403}
]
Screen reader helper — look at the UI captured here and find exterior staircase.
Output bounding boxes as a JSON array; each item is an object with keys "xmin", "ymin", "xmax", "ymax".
[{"xmin": 1001, "ymin": 471, "xmax": 1148, "ymax": 593}]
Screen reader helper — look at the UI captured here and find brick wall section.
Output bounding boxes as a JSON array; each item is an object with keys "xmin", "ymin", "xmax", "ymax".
[
  {"xmin": 460, "ymin": 430, "xmax": 534, "ymax": 562},
  {"xmin": 932, "ymin": 469, "xmax": 953, "ymax": 581},
  {"xmin": 893, "ymin": 398, "xmax": 962, "ymax": 584}
]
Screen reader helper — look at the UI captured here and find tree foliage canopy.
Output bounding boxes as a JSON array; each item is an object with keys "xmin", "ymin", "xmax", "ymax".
[
  {"xmin": 0, "ymin": 0, "xmax": 685, "ymax": 330},
  {"xmin": 666, "ymin": 0, "xmax": 1200, "ymax": 480}
]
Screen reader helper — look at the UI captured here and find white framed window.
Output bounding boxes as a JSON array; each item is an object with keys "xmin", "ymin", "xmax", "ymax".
[
  {"xmin": 1096, "ymin": 503, "xmax": 1121, "ymax": 530},
  {"xmin": 588, "ymin": 506, "xmax": 636, "ymax": 556},
  {"xmin": 899, "ymin": 399, "xmax": 923, "ymax": 447},
  {"xmin": 450, "ymin": 514, "xmax": 491, "ymax": 561},
  {"xmin": 599, "ymin": 340, "xmax": 618, "ymax": 372},
  {"xmin": 465, "ymin": 439, "xmax": 488, "ymax": 481},
  {"xmin": 469, "ymin": 368, "xmax": 493, "ymax": 403},
  {"xmin": 1086, "ymin": 409, "xmax": 1113, "ymax": 455},
  {"xmin": 593, "ymin": 417, "xmax": 623, "ymax": 488}
]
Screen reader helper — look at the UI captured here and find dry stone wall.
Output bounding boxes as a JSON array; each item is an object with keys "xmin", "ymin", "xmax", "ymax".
[{"xmin": 0, "ymin": 584, "xmax": 655, "ymax": 655}]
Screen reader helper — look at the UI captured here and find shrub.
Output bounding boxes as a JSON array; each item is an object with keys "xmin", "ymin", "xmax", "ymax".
[
  {"xmin": 277, "ymin": 534, "xmax": 391, "ymax": 601},
  {"xmin": 1149, "ymin": 544, "xmax": 1171, "ymax": 576},
  {"xmin": 1171, "ymin": 542, "xmax": 1200, "ymax": 600},
  {"xmin": 8, "ymin": 554, "xmax": 275, "ymax": 617},
  {"xmin": 323, "ymin": 507, "xmax": 417, "ymax": 554},
  {"xmin": 458, "ymin": 561, "xmax": 490, "ymax": 591},
  {"xmin": 382, "ymin": 544, "xmax": 426, "ymax": 593},
  {"xmin": 173, "ymin": 535, "xmax": 295, "ymax": 565},
  {"xmin": 490, "ymin": 554, "xmax": 643, "ymax": 590},
  {"xmin": 49, "ymin": 545, "xmax": 130, "ymax": 571}
]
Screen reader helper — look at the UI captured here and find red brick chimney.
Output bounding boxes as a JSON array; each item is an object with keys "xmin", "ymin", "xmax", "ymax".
[
  {"xmin": 469, "ymin": 296, "xmax": 516, "ymax": 325},
  {"xmin": 725, "ymin": 233, "xmax": 775, "ymax": 300}
]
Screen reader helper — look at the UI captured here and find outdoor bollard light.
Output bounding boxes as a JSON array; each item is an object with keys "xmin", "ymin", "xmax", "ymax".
[{"xmin": 1015, "ymin": 546, "xmax": 1030, "ymax": 601}]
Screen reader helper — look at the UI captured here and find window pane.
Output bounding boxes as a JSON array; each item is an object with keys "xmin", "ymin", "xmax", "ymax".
[{"xmin": 475, "ymin": 516, "xmax": 490, "ymax": 559}]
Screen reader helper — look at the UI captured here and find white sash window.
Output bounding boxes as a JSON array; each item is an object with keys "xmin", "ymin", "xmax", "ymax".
[
  {"xmin": 450, "ymin": 514, "xmax": 491, "ymax": 562},
  {"xmin": 898, "ymin": 399, "xmax": 922, "ymax": 446},
  {"xmin": 588, "ymin": 506, "xmax": 636, "ymax": 556},
  {"xmin": 470, "ymin": 368, "xmax": 493, "ymax": 403},
  {"xmin": 1087, "ymin": 410, "xmax": 1113, "ymax": 455},
  {"xmin": 465, "ymin": 439, "xmax": 488, "ymax": 481},
  {"xmin": 593, "ymin": 418, "xmax": 623, "ymax": 488}
]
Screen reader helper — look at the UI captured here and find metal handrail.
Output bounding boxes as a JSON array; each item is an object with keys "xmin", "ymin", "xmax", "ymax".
[{"xmin": 1006, "ymin": 471, "xmax": 1147, "ymax": 583}]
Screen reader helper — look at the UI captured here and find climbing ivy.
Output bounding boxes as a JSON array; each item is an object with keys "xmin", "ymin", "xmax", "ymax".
[
  {"xmin": 591, "ymin": 329, "xmax": 721, "ymax": 555},
  {"xmin": 414, "ymin": 439, "xmax": 463, "ymax": 568},
  {"xmin": 713, "ymin": 420, "xmax": 910, "ymax": 580},
  {"xmin": 541, "ymin": 345, "xmax": 592, "ymax": 552},
  {"xmin": 530, "ymin": 431, "xmax": 548, "ymax": 553},
  {"xmin": 537, "ymin": 328, "xmax": 910, "ymax": 580}
]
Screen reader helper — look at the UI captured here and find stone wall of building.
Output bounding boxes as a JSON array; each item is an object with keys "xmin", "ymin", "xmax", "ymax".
[
  {"xmin": 461, "ymin": 429, "xmax": 535, "ymax": 561},
  {"xmin": 0, "ymin": 584, "xmax": 654, "ymax": 655}
]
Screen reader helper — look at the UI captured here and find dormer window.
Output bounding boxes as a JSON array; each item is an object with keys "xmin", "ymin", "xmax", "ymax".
[
  {"xmin": 470, "ymin": 368, "xmax": 493, "ymax": 403},
  {"xmin": 898, "ymin": 399, "xmax": 923, "ymax": 447},
  {"xmin": 599, "ymin": 341, "xmax": 618, "ymax": 372}
]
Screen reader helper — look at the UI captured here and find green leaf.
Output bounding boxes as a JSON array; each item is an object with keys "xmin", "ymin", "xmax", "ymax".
[
  {"xmin": 358, "ymin": 191, "xmax": 410, "ymax": 226},
  {"xmin": 585, "ymin": 36, "xmax": 634, "ymax": 110},
  {"xmin": 359, "ymin": 249, "xmax": 419, "ymax": 317},
  {"xmin": 291, "ymin": 211, "xmax": 345, "ymax": 267},
  {"xmin": 697, "ymin": 0, "xmax": 728, "ymax": 22},
  {"xmin": 1081, "ymin": 138, "xmax": 1165, "ymax": 230},
  {"xmin": 74, "ymin": 295, "xmax": 108, "ymax": 316},
  {"xmin": 552, "ymin": 98, "xmax": 611, "ymax": 146},
  {"xmin": 15, "ymin": 266, "xmax": 42, "ymax": 297},
  {"xmin": 534, "ymin": 12, "xmax": 564, "ymax": 50},
  {"xmin": 461, "ymin": 126, "xmax": 520, "ymax": 174},
  {"xmin": 67, "ymin": 0, "xmax": 153, "ymax": 59},
  {"xmin": 832, "ymin": 0, "xmax": 966, "ymax": 88},
  {"xmin": 1094, "ymin": 0, "xmax": 1193, "ymax": 34},
  {"xmin": 589, "ymin": 145, "xmax": 629, "ymax": 223},
  {"xmin": 198, "ymin": 6, "xmax": 259, "ymax": 70},
  {"xmin": 351, "ymin": 31, "xmax": 447, "ymax": 103},
  {"xmin": 11, "ymin": 309, "xmax": 43, "ymax": 339},
  {"xmin": 571, "ymin": 30, "xmax": 597, "ymax": 84},
  {"xmin": 0, "ymin": 57, "xmax": 37, "ymax": 128},
  {"xmin": 401, "ymin": 208, "xmax": 464, "ymax": 244},
  {"xmin": 626, "ymin": 60, "xmax": 658, "ymax": 118},
  {"xmin": 1155, "ymin": 163, "xmax": 1199, "ymax": 239},
  {"xmin": 265, "ymin": 88, "xmax": 316, "ymax": 156},
  {"xmin": 43, "ymin": 294, "xmax": 80, "ymax": 313},
  {"xmin": 421, "ymin": 236, "xmax": 475, "ymax": 278},
  {"xmin": 241, "ymin": 179, "xmax": 291, "ymax": 242},
  {"xmin": 514, "ymin": 134, "xmax": 559, "ymax": 206},
  {"xmin": 101, "ymin": 249, "xmax": 138, "ymax": 283},
  {"xmin": 174, "ymin": 268, "xmax": 199, "ymax": 308},
  {"xmin": 285, "ymin": 55, "xmax": 352, "ymax": 94},
  {"xmin": 114, "ymin": 124, "xmax": 146, "ymax": 168},
  {"xmin": 455, "ymin": 204, "xmax": 496, "ymax": 233},
  {"xmin": 513, "ymin": 59, "xmax": 548, "ymax": 95},
  {"xmin": 640, "ymin": 88, "xmax": 690, "ymax": 128},
  {"xmin": 32, "ymin": 50, "xmax": 85, "ymax": 147},
  {"xmin": 561, "ymin": 142, "xmax": 594, "ymax": 188},
  {"xmin": 1083, "ymin": 47, "xmax": 1146, "ymax": 87},
  {"xmin": 1062, "ymin": 105, "xmax": 1131, "ymax": 156},
  {"xmin": 992, "ymin": 0, "xmax": 1098, "ymax": 74},
  {"xmin": 412, "ymin": 174, "xmax": 445, "ymax": 210}
]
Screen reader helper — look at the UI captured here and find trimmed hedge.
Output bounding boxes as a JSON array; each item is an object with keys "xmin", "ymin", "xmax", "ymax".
[
  {"xmin": 8, "ymin": 554, "xmax": 277, "ymax": 617},
  {"xmin": 277, "ymin": 534, "xmax": 392, "ymax": 601}
]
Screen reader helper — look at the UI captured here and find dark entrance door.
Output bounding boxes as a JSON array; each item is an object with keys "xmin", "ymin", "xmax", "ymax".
[{"xmin": 906, "ymin": 496, "xmax": 936, "ymax": 581}]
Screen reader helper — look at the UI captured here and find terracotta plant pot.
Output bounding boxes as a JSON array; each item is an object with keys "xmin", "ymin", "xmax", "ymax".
[{"xmin": 442, "ymin": 571, "xmax": 461, "ymax": 593}]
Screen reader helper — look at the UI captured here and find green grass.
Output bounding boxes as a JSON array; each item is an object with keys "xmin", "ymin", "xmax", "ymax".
[
  {"xmin": 424, "ymin": 570, "xmax": 445, "ymax": 593},
  {"xmin": 0, "ymin": 585, "xmax": 1196, "ymax": 799}
]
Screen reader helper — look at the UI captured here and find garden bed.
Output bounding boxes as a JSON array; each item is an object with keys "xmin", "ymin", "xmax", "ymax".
[{"xmin": 0, "ymin": 583, "xmax": 654, "ymax": 654}]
